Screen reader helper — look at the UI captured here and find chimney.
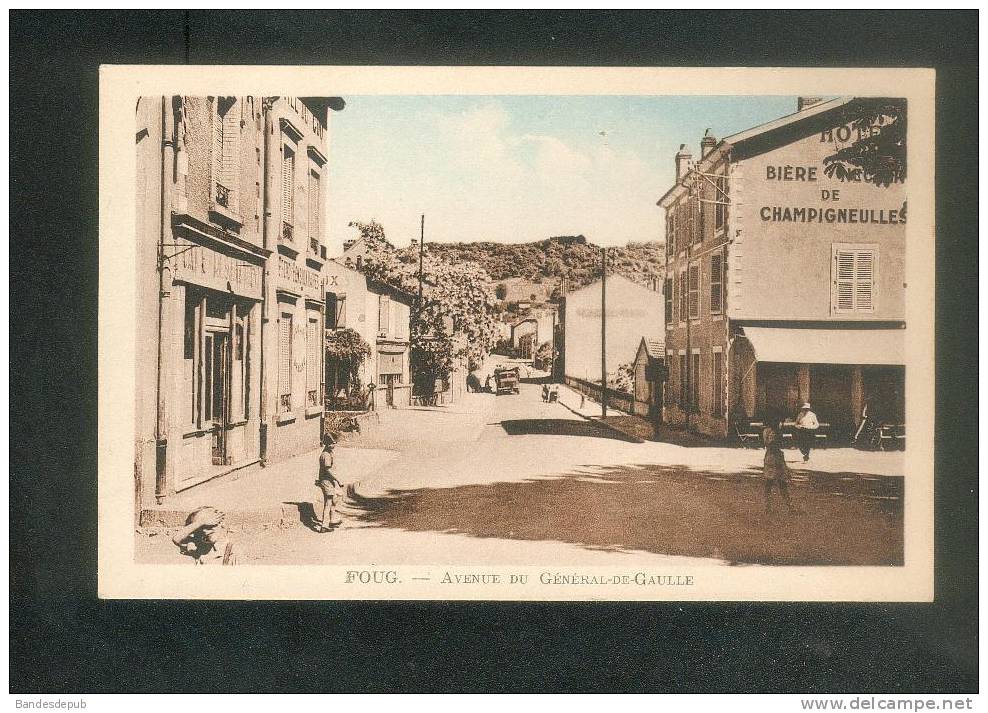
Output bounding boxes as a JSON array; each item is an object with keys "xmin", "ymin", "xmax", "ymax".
[
  {"xmin": 343, "ymin": 239, "xmax": 356, "ymax": 251},
  {"xmin": 675, "ymin": 144, "xmax": 693, "ymax": 181},
  {"xmin": 797, "ymin": 97, "xmax": 824, "ymax": 112},
  {"xmin": 410, "ymin": 238, "xmax": 419, "ymax": 247},
  {"xmin": 700, "ymin": 128, "xmax": 717, "ymax": 158}
]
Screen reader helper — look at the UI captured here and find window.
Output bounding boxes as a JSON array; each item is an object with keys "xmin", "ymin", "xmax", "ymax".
[
  {"xmin": 213, "ymin": 97, "xmax": 239, "ymax": 213},
  {"xmin": 664, "ymin": 278, "xmax": 673, "ymax": 325},
  {"xmin": 710, "ymin": 252, "xmax": 724, "ymax": 314},
  {"xmin": 666, "ymin": 211, "xmax": 676, "ymax": 256},
  {"xmin": 679, "ymin": 354, "xmax": 688, "ymax": 406},
  {"xmin": 712, "ymin": 351, "xmax": 723, "ymax": 417},
  {"xmin": 278, "ymin": 312, "xmax": 292, "ymax": 413},
  {"xmin": 832, "ymin": 245, "xmax": 877, "ymax": 313},
  {"xmin": 306, "ymin": 312, "xmax": 320, "ymax": 407},
  {"xmin": 715, "ymin": 175, "xmax": 728, "ymax": 230},
  {"xmin": 688, "ymin": 264, "xmax": 700, "ymax": 320},
  {"xmin": 281, "ymin": 144, "xmax": 295, "ymax": 241},
  {"xmin": 678, "ymin": 271, "xmax": 687, "ymax": 322},
  {"xmin": 690, "ymin": 352, "xmax": 701, "ymax": 411},
  {"xmin": 184, "ymin": 291, "xmax": 200, "ymax": 427},
  {"xmin": 308, "ymin": 168, "xmax": 321, "ymax": 248},
  {"xmin": 378, "ymin": 294, "xmax": 390, "ymax": 337},
  {"xmin": 695, "ymin": 191, "xmax": 705, "ymax": 243},
  {"xmin": 326, "ymin": 293, "xmax": 346, "ymax": 330}
]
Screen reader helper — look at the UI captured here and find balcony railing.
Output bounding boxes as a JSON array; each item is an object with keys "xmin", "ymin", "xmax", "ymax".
[
  {"xmin": 215, "ymin": 182, "xmax": 231, "ymax": 208},
  {"xmin": 281, "ymin": 221, "xmax": 294, "ymax": 243}
]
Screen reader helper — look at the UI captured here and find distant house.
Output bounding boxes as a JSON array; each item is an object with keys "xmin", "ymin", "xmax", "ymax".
[
  {"xmin": 323, "ymin": 260, "xmax": 414, "ymax": 408},
  {"xmin": 511, "ymin": 318, "xmax": 538, "ymax": 358},
  {"xmin": 560, "ymin": 273, "xmax": 664, "ymax": 386},
  {"xmin": 632, "ymin": 337, "xmax": 667, "ymax": 421}
]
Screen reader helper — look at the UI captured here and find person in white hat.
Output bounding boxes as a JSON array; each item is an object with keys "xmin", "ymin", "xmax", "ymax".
[{"xmin": 794, "ymin": 402, "xmax": 820, "ymax": 461}]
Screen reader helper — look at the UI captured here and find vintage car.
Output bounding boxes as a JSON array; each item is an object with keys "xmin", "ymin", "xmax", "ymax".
[{"xmin": 493, "ymin": 367, "xmax": 520, "ymax": 395}]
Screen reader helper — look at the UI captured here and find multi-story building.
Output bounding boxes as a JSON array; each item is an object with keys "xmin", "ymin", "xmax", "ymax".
[
  {"xmin": 560, "ymin": 274, "xmax": 664, "ymax": 387},
  {"xmin": 324, "ymin": 260, "xmax": 414, "ymax": 408},
  {"xmin": 135, "ymin": 95, "xmax": 342, "ymax": 509},
  {"xmin": 657, "ymin": 97, "xmax": 906, "ymax": 438}
]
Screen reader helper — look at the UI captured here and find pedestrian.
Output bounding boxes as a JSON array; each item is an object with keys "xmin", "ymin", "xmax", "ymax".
[
  {"xmin": 484, "ymin": 374, "xmax": 493, "ymax": 393},
  {"xmin": 794, "ymin": 402, "xmax": 820, "ymax": 462},
  {"xmin": 762, "ymin": 416, "xmax": 796, "ymax": 515},
  {"xmin": 542, "ymin": 383, "xmax": 549, "ymax": 402},
  {"xmin": 171, "ymin": 506, "xmax": 238, "ymax": 565},
  {"xmin": 314, "ymin": 437, "xmax": 344, "ymax": 532}
]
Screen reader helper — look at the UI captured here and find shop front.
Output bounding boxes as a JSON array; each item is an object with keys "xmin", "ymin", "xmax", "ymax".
[
  {"xmin": 161, "ymin": 226, "xmax": 265, "ymax": 497},
  {"xmin": 735, "ymin": 325, "xmax": 905, "ymax": 441}
]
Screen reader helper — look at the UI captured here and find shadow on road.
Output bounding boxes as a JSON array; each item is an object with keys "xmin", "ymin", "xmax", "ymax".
[
  {"xmin": 285, "ymin": 501, "xmax": 322, "ymax": 532},
  {"xmin": 348, "ymin": 464, "xmax": 903, "ymax": 566},
  {"xmin": 498, "ymin": 418, "xmax": 640, "ymax": 442}
]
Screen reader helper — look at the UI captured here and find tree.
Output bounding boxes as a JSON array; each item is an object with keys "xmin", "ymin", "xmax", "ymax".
[
  {"xmin": 347, "ymin": 220, "xmax": 500, "ymax": 393},
  {"xmin": 325, "ymin": 328, "xmax": 372, "ymax": 409},
  {"xmin": 823, "ymin": 99, "xmax": 906, "ymax": 188}
]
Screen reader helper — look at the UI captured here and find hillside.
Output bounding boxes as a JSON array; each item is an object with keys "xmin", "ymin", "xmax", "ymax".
[{"xmin": 424, "ymin": 235, "xmax": 665, "ymax": 294}]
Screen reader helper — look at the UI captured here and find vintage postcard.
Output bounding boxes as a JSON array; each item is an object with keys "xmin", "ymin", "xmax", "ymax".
[{"xmin": 99, "ymin": 66, "xmax": 935, "ymax": 600}]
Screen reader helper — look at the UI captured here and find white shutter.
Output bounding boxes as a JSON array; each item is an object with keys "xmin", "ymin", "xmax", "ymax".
[
  {"xmin": 281, "ymin": 146, "xmax": 295, "ymax": 227},
  {"xmin": 306, "ymin": 315, "xmax": 319, "ymax": 391},
  {"xmin": 855, "ymin": 251, "xmax": 875, "ymax": 310},
  {"xmin": 378, "ymin": 295, "xmax": 390, "ymax": 336},
  {"xmin": 278, "ymin": 314, "xmax": 292, "ymax": 407},
  {"xmin": 308, "ymin": 170, "xmax": 320, "ymax": 239},
  {"xmin": 834, "ymin": 249, "xmax": 856, "ymax": 312}
]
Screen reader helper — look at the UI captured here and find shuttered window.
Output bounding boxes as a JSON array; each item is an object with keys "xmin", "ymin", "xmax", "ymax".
[
  {"xmin": 832, "ymin": 245, "xmax": 877, "ymax": 313},
  {"xmin": 712, "ymin": 351, "xmax": 723, "ymax": 417},
  {"xmin": 664, "ymin": 278, "xmax": 673, "ymax": 325},
  {"xmin": 678, "ymin": 271, "xmax": 687, "ymax": 322},
  {"xmin": 213, "ymin": 98, "xmax": 239, "ymax": 213},
  {"xmin": 306, "ymin": 312, "xmax": 320, "ymax": 407},
  {"xmin": 278, "ymin": 313, "xmax": 292, "ymax": 412},
  {"xmin": 308, "ymin": 169, "xmax": 320, "ymax": 244},
  {"xmin": 688, "ymin": 264, "xmax": 700, "ymax": 320},
  {"xmin": 281, "ymin": 145, "xmax": 295, "ymax": 232},
  {"xmin": 715, "ymin": 175, "xmax": 728, "ymax": 230},
  {"xmin": 666, "ymin": 212, "xmax": 675, "ymax": 255},
  {"xmin": 710, "ymin": 252, "xmax": 724, "ymax": 314},
  {"xmin": 378, "ymin": 295, "xmax": 390, "ymax": 336}
]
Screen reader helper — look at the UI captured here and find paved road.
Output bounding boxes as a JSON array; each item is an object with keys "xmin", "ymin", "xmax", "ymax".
[{"xmin": 137, "ymin": 382, "xmax": 902, "ymax": 566}]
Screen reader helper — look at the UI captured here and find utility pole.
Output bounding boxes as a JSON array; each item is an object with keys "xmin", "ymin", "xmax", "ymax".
[
  {"xmin": 601, "ymin": 245, "xmax": 607, "ymax": 419},
  {"xmin": 418, "ymin": 214, "xmax": 424, "ymax": 306}
]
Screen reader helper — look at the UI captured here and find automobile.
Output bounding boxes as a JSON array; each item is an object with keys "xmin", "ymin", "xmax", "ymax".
[{"xmin": 493, "ymin": 367, "xmax": 520, "ymax": 395}]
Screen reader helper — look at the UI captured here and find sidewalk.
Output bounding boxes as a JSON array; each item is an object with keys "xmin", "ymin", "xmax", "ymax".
[
  {"xmin": 553, "ymin": 383, "xmax": 903, "ymax": 478},
  {"xmin": 139, "ymin": 445, "xmax": 399, "ymax": 528}
]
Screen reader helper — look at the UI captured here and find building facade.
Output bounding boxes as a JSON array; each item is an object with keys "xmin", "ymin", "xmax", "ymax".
[
  {"xmin": 135, "ymin": 95, "xmax": 340, "ymax": 509},
  {"xmin": 324, "ymin": 260, "xmax": 414, "ymax": 408},
  {"xmin": 560, "ymin": 274, "xmax": 664, "ymax": 386},
  {"xmin": 658, "ymin": 97, "xmax": 906, "ymax": 439}
]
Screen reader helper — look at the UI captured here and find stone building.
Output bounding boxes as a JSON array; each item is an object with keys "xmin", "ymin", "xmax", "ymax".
[
  {"xmin": 135, "ymin": 95, "xmax": 341, "ymax": 510},
  {"xmin": 657, "ymin": 97, "xmax": 906, "ymax": 439}
]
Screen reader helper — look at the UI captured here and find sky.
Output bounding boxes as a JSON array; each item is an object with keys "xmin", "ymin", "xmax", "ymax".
[{"xmin": 326, "ymin": 95, "xmax": 798, "ymax": 250}]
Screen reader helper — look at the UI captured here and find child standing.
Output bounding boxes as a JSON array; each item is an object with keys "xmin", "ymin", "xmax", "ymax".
[
  {"xmin": 762, "ymin": 417, "xmax": 796, "ymax": 514},
  {"xmin": 315, "ymin": 439, "xmax": 344, "ymax": 532},
  {"xmin": 171, "ymin": 506, "xmax": 238, "ymax": 565}
]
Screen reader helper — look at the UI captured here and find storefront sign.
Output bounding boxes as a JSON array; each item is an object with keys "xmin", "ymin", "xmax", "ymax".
[
  {"xmin": 171, "ymin": 243, "xmax": 262, "ymax": 299},
  {"xmin": 277, "ymin": 255, "xmax": 324, "ymax": 298}
]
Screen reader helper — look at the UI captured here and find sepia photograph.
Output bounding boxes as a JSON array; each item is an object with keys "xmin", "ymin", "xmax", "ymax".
[{"xmin": 98, "ymin": 66, "xmax": 934, "ymax": 600}]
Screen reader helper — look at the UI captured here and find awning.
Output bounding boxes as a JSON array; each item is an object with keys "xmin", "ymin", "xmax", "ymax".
[{"xmin": 742, "ymin": 326, "xmax": 905, "ymax": 366}]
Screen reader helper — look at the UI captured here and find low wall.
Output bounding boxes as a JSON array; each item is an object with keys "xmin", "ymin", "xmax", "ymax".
[{"xmin": 564, "ymin": 376, "xmax": 634, "ymax": 414}]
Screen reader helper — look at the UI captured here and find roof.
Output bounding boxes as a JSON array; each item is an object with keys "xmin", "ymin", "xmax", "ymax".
[
  {"xmin": 742, "ymin": 325, "xmax": 904, "ymax": 366},
  {"xmin": 366, "ymin": 276, "xmax": 416, "ymax": 304},
  {"xmin": 636, "ymin": 336, "xmax": 665, "ymax": 362},
  {"xmin": 657, "ymin": 96, "xmax": 861, "ymax": 207}
]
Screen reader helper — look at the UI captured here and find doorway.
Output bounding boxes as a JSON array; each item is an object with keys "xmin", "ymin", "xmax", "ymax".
[{"xmin": 205, "ymin": 330, "xmax": 231, "ymax": 465}]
